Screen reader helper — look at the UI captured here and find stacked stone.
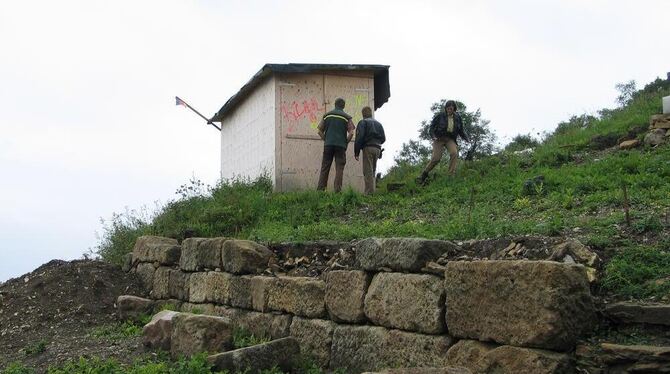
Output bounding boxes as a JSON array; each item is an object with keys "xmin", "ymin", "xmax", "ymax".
[
  {"xmin": 646, "ymin": 113, "xmax": 670, "ymax": 146},
  {"xmin": 127, "ymin": 236, "xmax": 596, "ymax": 374}
]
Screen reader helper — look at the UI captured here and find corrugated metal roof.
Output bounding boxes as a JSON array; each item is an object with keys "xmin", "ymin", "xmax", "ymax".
[{"xmin": 210, "ymin": 63, "xmax": 390, "ymax": 122}]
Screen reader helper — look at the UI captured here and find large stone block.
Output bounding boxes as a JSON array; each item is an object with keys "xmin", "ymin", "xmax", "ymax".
[
  {"xmin": 444, "ymin": 260, "xmax": 595, "ymax": 351},
  {"xmin": 476, "ymin": 346, "xmax": 574, "ymax": 374},
  {"xmin": 290, "ymin": 317, "xmax": 336, "ymax": 368},
  {"xmin": 604, "ymin": 302, "xmax": 670, "ymax": 326},
  {"xmin": 188, "ymin": 271, "xmax": 249, "ymax": 307},
  {"xmin": 117, "ymin": 295, "xmax": 153, "ymax": 322},
  {"xmin": 266, "ymin": 277, "xmax": 326, "ymax": 318},
  {"xmin": 326, "ymin": 270, "xmax": 370, "ymax": 323},
  {"xmin": 169, "ymin": 270, "xmax": 190, "ymax": 301},
  {"xmin": 330, "ymin": 325, "xmax": 453, "ymax": 373},
  {"xmin": 180, "ymin": 237, "xmax": 229, "ymax": 271},
  {"xmin": 331, "ymin": 325, "xmax": 386, "ymax": 372},
  {"xmin": 445, "ymin": 340, "xmax": 497, "ymax": 371},
  {"xmin": 357, "ymin": 238, "xmax": 458, "ymax": 272},
  {"xmin": 134, "ymin": 262, "xmax": 156, "ymax": 291},
  {"xmin": 208, "ymin": 337, "xmax": 300, "ymax": 374},
  {"xmin": 152, "ymin": 267, "xmax": 171, "ymax": 299},
  {"xmin": 222, "ymin": 240, "xmax": 274, "ymax": 275},
  {"xmin": 188, "ymin": 271, "xmax": 240, "ymax": 305},
  {"xmin": 229, "ymin": 275, "xmax": 253, "ymax": 309},
  {"xmin": 132, "ymin": 235, "xmax": 181, "ymax": 265},
  {"xmin": 143, "ymin": 310, "xmax": 179, "ymax": 350},
  {"xmin": 365, "ymin": 273, "xmax": 445, "ymax": 334},
  {"xmin": 188, "ymin": 272, "xmax": 210, "ymax": 303},
  {"xmin": 215, "ymin": 306, "xmax": 292, "ymax": 339},
  {"xmin": 171, "ymin": 313, "xmax": 233, "ymax": 358},
  {"xmin": 251, "ymin": 276, "xmax": 277, "ymax": 312}
]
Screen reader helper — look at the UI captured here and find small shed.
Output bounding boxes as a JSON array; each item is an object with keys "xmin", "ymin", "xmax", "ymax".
[{"xmin": 210, "ymin": 63, "xmax": 390, "ymax": 192}]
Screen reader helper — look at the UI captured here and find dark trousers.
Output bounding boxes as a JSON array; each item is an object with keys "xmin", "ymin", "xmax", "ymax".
[{"xmin": 317, "ymin": 146, "xmax": 346, "ymax": 192}]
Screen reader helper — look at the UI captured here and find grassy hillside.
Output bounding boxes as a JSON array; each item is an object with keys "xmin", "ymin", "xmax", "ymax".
[{"xmin": 96, "ymin": 78, "xmax": 670, "ymax": 300}]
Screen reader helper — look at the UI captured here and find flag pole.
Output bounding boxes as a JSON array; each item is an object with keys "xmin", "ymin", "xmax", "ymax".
[{"xmin": 176, "ymin": 96, "xmax": 221, "ymax": 131}]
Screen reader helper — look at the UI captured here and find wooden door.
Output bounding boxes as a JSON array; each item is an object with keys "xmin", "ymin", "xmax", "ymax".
[{"xmin": 278, "ymin": 74, "xmax": 326, "ymax": 191}]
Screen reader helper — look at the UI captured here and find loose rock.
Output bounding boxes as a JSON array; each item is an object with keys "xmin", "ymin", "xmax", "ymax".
[
  {"xmin": 143, "ymin": 310, "xmax": 179, "ymax": 350},
  {"xmin": 170, "ymin": 313, "xmax": 233, "ymax": 358},
  {"xmin": 208, "ymin": 337, "xmax": 300, "ymax": 374}
]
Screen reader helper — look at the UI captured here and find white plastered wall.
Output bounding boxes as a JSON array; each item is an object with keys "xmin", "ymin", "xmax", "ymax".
[{"xmin": 220, "ymin": 77, "xmax": 276, "ymax": 183}]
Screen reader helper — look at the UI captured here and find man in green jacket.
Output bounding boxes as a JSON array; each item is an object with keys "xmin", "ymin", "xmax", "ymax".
[{"xmin": 317, "ymin": 98, "xmax": 355, "ymax": 192}]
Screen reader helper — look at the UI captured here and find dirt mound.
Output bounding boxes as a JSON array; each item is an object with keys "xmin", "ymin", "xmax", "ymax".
[{"xmin": 0, "ymin": 259, "xmax": 147, "ymax": 371}]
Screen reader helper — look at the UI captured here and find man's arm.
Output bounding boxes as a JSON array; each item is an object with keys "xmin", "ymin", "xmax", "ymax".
[
  {"xmin": 354, "ymin": 120, "xmax": 366, "ymax": 159},
  {"xmin": 379, "ymin": 121, "xmax": 386, "ymax": 144},
  {"xmin": 429, "ymin": 115, "xmax": 438, "ymax": 139},
  {"xmin": 346, "ymin": 119, "xmax": 355, "ymax": 142},
  {"xmin": 457, "ymin": 115, "xmax": 469, "ymax": 142},
  {"xmin": 317, "ymin": 118, "xmax": 326, "ymax": 140}
]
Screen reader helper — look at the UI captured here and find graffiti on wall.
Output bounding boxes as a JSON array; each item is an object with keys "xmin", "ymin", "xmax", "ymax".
[
  {"xmin": 280, "ymin": 98, "xmax": 325, "ymax": 133},
  {"xmin": 280, "ymin": 93, "xmax": 370, "ymax": 133},
  {"xmin": 349, "ymin": 94, "xmax": 369, "ymax": 124}
]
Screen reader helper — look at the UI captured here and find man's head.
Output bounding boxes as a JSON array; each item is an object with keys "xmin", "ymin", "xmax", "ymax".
[
  {"xmin": 334, "ymin": 98, "xmax": 346, "ymax": 109},
  {"xmin": 444, "ymin": 100, "xmax": 457, "ymax": 115},
  {"xmin": 362, "ymin": 106, "xmax": 373, "ymax": 119}
]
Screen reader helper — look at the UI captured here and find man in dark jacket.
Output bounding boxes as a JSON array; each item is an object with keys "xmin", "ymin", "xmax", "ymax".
[
  {"xmin": 317, "ymin": 98, "xmax": 355, "ymax": 192},
  {"xmin": 417, "ymin": 100, "xmax": 469, "ymax": 184},
  {"xmin": 354, "ymin": 106, "xmax": 386, "ymax": 194}
]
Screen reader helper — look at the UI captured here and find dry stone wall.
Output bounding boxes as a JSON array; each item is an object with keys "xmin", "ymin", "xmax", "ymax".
[{"xmin": 127, "ymin": 235, "xmax": 596, "ymax": 374}]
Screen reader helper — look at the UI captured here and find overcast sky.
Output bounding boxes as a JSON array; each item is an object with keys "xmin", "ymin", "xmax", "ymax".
[{"xmin": 1, "ymin": 0, "xmax": 668, "ymax": 282}]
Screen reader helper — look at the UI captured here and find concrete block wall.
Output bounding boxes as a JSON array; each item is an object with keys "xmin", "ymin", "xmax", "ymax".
[{"xmin": 128, "ymin": 235, "xmax": 596, "ymax": 373}]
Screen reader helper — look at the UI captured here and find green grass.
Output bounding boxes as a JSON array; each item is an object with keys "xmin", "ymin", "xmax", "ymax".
[
  {"xmin": 601, "ymin": 245, "xmax": 670, "ymax": 298},
  {"xmin": 232, "ymin": 328, "xmax": 271, "ymax": 349},
  {"xmin": 1, "ymin": 363, "xmax": 34, "ymax": 374},
  {"xmin": 96, "ymin": 80, "xmax": 670, "ymax": 300},
  {"xmin": 14, "ymin": 353, "xmax": 340, "ymax": 374},
  {"xmin": 44, "ymin": 353, "xmax": 226, "ymax": 374},
  {"xmin": 90, "ymin": 318, "xmax": 150, "ymax": 341}
]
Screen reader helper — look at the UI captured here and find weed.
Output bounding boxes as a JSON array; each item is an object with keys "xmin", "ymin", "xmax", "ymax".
[
  {"xmin": 45, "ymin": 353, "xmax": 226, "ymax": 374},
  {"xmin": 22, "ymin": 339, "xmax": 47, "ymax": 356},
  {"xmin": 91, "ymin": 320, "xmax": 143, "ymax": 341},
  {"xmin": 232, "ymin": 328, "xmax": 271, "ymax": 349},
  {"xmin": 159, "ymin": 303, "xmax": 177, "ymax": 312},
  {"xmin": 632, "ymin": 214, "xmax": 663, "ymax": 234},
  {"xmin": 1, "ymin": 363, "xmax": 34, "ymax": 374}
]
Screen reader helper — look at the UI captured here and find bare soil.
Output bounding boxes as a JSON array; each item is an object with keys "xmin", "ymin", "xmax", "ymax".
[{"xmin": 0, "ymin": 259, "xmax": 148, "ymax": 373}]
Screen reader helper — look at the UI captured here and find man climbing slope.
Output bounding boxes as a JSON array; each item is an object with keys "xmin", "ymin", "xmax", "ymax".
[{"xmin": 417, "ymin": 100, "xmax": 469, "ymax": 185}]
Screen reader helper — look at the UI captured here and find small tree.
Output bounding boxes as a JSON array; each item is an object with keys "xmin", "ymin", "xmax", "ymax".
[{"xmin": 615, "ymin": 80, "xmax": 636, "ymax": 107}]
